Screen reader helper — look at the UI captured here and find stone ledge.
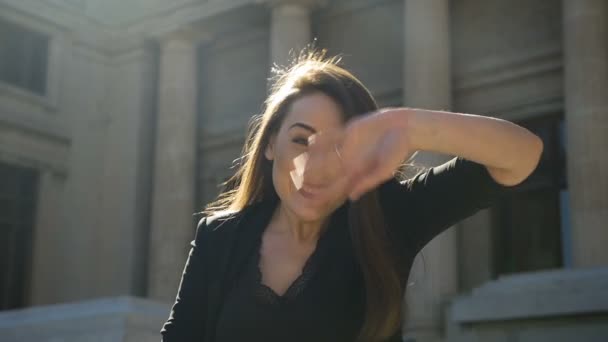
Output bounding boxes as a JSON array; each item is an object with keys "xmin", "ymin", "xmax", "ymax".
[
  {"xmin": 450, "ymin": 268, "xmax": 608, "ymax": 323},
  {"xmin": 0, "ymin": 296, "xmax": 171, "ymax": 342}
]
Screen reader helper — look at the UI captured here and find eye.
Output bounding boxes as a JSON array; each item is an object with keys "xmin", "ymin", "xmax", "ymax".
[{"xmin": 291, "ymin": 137, "xmax": 309, "ymax": 146}]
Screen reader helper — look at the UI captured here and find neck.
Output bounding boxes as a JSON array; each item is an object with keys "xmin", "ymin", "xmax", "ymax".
[{"xmin": 269, "ymin": 202, "xmax": 330, "ymax": 244}]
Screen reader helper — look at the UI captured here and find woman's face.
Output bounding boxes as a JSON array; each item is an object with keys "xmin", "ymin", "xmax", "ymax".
[{"xmin": 265, "ymin": 92, "xmax": 348, "ymax": 222}]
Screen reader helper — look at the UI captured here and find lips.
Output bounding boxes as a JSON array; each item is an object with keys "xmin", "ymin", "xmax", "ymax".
[
  {"xmin": 300, "ymin": 183, "xmax": 331, "ymax": 200},
  {"xmin": 299, "ymin": 187, "xmax": 318, "ymax": 199}
]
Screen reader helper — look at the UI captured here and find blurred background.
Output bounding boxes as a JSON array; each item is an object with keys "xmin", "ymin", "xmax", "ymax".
[{"xmin": 0, "ymin": 0, "xmax": 606, "ymax": 341}]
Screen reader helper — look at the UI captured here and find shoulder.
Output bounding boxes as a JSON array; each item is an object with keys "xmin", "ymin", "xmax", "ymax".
[
  {"xmin": 194, "ymin": 210, "xmax": 242, "ymax": 240},
  {"xmin": 194, "ymin": 201, "xmax": 264, "ymax": 242},
  {"xmin": 201, "ymin": 210, "xmax": 242, "ymax": 230}
]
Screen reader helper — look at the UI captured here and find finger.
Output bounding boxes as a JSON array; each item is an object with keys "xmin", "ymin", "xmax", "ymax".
[
  {"xmin": 290, "ymin": 169, "xmax": 304, "ymax": 190},
  {"xmin": 349, "ymin": 134, "xmax": 403, "ymax": 200},
  {"xmin": 322, "ymin": 167, "xmax": 354, "ymax": 203},
  {"xmin": 349, "ymin": 159, "xmax": 395, "ymax": 201},
  {"xmin": 338, "ymin": 126, "xmax": 364, "ymax": 165},
  {"xmin": 346, "ymin": 156, "xmax": 380, "ymax": 199},
  {"xmin": 309, "ymin": 144, "xmax": 355, "ymax": 204},
  {"xmin": 317, "ymin": 142, "xmax": 355, "ymax": 202},
  {"xmin": 293, "ymin": 152, "xmax": 308, "ymax": 177},
  {"xmin": 290, "ymin": 152, "xmax": 309, "ymax": 190}
]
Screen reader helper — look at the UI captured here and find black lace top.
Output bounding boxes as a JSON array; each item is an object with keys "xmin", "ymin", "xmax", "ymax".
[{"xmin": 215, "ymin": 203, "xmax": 367, "ymax": 342}]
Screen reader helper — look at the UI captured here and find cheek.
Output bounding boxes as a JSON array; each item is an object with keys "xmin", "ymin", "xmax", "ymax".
[{"xmin": 271, "ymin": 147, "xmax": 298, "ymax": 196}]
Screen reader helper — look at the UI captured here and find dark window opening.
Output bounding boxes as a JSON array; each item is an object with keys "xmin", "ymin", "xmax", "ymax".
[
  {"xmin": 0, "ymin": 162, "xmax": 39, "ymax": 310},
  {"xmin": 491, "ymin": 113, "xmax": 567, "ymax": 276},
  {"xmin": 0, "ymin": 19, "xmax": 49, "ymax": 96}
]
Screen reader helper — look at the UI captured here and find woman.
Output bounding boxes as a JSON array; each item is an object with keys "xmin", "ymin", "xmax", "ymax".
[{"xmin": 160, "ymin": 50, "xmax": 543, "ymax": 342}]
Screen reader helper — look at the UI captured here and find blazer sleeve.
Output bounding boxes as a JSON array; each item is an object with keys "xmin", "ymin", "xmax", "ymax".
[
  {"xmin": 160, "ymin": 216, "xmax": 209, "ymax": 341},
  {"xmin": 378, "ymin": 156, "xmax": 520, "ymax": 253}
]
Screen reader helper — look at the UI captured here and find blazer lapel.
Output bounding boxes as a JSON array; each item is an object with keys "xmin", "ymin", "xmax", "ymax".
[
  {"xmin": 222, "ymin": 198, "xmax": 278, "ymax": 291},
  {"xmin": 204, "ymin": 197, "xmax": 278, "ymax": 340}
]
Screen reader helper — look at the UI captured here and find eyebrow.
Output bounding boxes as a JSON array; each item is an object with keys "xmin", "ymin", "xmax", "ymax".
[{"xmin": 288, "ymin": 122, "xmax": 317, "ymax": 134}]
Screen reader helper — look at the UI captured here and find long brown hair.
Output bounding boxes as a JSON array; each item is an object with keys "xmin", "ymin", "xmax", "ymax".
[{"xmin": 203, "ymin": 49, "xmax": 405, "ymax": 341}]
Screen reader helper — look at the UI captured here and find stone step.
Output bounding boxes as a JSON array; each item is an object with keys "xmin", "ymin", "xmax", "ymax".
[
  {"xmin": 0, "ymin": 296, "xmax": 170, "ymax": 342},
  {"xmin": 450, "ymin": 268, "xmax": 608, "ymax": 323},
  {"xmin": 471, "ymin": 267, "xmax": 608, "ymax": 296}
]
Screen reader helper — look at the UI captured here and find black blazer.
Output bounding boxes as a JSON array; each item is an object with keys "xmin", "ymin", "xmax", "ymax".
[
  {"xmin": 160, "ymin": 197, "xmax": 278, "ymax": 342},
  {"xmin": 160, "ymin": 156, "xmax": 516, "ymax": 341}
]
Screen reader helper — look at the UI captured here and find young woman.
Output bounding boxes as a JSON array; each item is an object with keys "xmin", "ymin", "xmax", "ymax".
[{"xmin": 160, "ymin": 50, "xmax": 543, "ymax": 342}]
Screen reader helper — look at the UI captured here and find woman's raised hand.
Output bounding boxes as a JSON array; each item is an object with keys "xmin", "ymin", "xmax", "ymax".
[
  {"xmin": 293, "ymin": 108, "xmax": 416, "ymax": 202},
  {"xmin": 337, "ymin": 108, "xmax": 415, "ymax": 200}
]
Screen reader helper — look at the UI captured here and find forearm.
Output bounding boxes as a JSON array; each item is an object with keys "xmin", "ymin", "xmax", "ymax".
[{"xmin": 394, "ymin": 108, "xmax": 543, "ymax": 185}]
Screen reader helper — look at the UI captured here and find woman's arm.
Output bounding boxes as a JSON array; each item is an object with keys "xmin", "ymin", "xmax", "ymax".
[
  {"xmin": 402, "ymin": 108, "xmax": 543, "ymax": 187},
  {"xmin": 379, "ymin": 156, "xmax": 520, "ymax": 253},
  {"xmin": 341, "ymin": 107, "xmax": 543, "ymax": 201},
  {"xmin": 372, "ymin": 108, "xmax": 543, "ymax": 252},
  {"xmin": 160, "ymin": 217, "xmax": 208, "ymax": 341}
]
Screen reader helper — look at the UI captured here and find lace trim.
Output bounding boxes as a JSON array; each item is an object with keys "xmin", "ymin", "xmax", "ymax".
[{"xmin": 253, "ymin": 229, "xmax": 326, "ymax": 305}]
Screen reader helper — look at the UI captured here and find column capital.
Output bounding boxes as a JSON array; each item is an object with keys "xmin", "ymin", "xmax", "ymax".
[
  {"xmin": 157, "ymin": 26, "xmax": 213, "ymax": 48},
  {"xmin": 256, "ymin": 0, "xmax": 327, "ymax": 10}
]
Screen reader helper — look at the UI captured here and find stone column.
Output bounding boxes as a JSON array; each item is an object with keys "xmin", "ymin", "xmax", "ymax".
[
  {"xmin": 562, "ymin": 0, "xmax": 608, "ymax": 267},
  {"xmin": 402, "ymin": 1, "xmax": 454, "ymax": 341},
  {"xmin": 94, "ymin": 42, "xmax": 158, "ymax": 298},
  {"xmin": 148, "ymin": 30, "xmax": 199, "ymax": 302},
  {"xmin": 268, "ymin": 0, "xmax": 323, "ymax": 67}
]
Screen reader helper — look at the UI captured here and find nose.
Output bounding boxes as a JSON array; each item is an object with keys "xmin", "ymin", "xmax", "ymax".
[{"xmin": 297, "ymin": 131, "xmax": 343, "ymax": 189}]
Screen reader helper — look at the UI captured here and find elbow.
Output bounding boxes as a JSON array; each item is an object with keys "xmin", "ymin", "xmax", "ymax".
[
  {"xmin": 530, "ymin": 134, "xmax": 544, "ymax": 172},
  {"xmin": 518, "ymin": 134, "xmax": 544, "ymax": 184},
  {"xmin": 491, "ymin": 134, "xmax": 544, "ymax": 187}
]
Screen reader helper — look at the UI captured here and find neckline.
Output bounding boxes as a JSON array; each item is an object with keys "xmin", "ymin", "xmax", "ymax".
[
  {"xmin": 250, "ymin": 200, "xmax": 350, "ymax": 304},
  {"xmin": 254, "ymin": 244, "xmax": 319, "ymax": 304},
  {"xmin": 254, "ymin": 221, "xmax": 335, "ymax": 304}
]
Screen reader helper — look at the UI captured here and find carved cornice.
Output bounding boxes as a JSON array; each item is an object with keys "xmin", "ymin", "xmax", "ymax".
[
  {"xmin": 256, "ymin": 0, "xmax": 328, "ymax": 10},
  {"xmin": 454, "ymin": 46, "xmax": 562, "ymax": 92},
  {"xmin": 319, "ymin": 0, "xmax": 393, "ymax": 17},
  {"xmin": 1, "ymin": 0, "xmax": 261, "ymax": 56},
  {"xmin": 128, "ymin": 0, "xmax": 255, "ymax": 38}
]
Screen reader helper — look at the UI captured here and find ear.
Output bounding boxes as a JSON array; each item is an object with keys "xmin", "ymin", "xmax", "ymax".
[{"xmin": 264, "ymin": 135, "xmax": 275, "ymax": 161}]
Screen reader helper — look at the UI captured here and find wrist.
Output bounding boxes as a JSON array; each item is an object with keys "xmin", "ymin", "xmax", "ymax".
[{"xmin": 391, "ymin": 107, "xmax": 430, "ymax": 151}]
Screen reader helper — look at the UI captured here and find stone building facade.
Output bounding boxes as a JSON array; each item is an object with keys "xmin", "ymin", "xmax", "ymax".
[{"xmin": 0, "ymin": 0, "xmax": 606, "ymax": 341}]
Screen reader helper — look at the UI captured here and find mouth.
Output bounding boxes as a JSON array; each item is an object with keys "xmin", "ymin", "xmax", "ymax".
[{"xmin": 298, "ymin": 187, "xmax": 319, "ymax": 199}]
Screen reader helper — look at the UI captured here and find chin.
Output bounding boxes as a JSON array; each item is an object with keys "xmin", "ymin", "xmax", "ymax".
[
  {"xmin": 290, "ymin": 202, "xmax": 324, "ymax": 222},
  {"xmin": 293, "ymin": 191, "xmax": 347, "ymax": 223},
  {"xmin": 283, "ymin": 195, "xmax": 328, "ymax": 223}
]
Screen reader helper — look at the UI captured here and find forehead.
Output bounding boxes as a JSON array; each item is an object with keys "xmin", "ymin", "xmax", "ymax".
[{"xmin": 282, "ymin": 92, "xmax": 344, "ymax": 132}]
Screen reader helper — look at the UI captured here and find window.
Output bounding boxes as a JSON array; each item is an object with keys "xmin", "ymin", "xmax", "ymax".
[
  {"xmin": 0, "ymin": 162, "xmax": 38, "ymax": 310},
  {"xmin": 0, "ymin": 19, "xmax": 49, "ymax": 96},
  {"xmin": 491, "ymin": 114, "xmax": 567, "ymax": 276}
]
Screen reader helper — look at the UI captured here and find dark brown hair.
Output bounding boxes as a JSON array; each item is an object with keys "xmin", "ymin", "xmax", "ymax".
[{"xmin": 203, "ymin": 49, "xmax": 406, "ymax": 341}]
